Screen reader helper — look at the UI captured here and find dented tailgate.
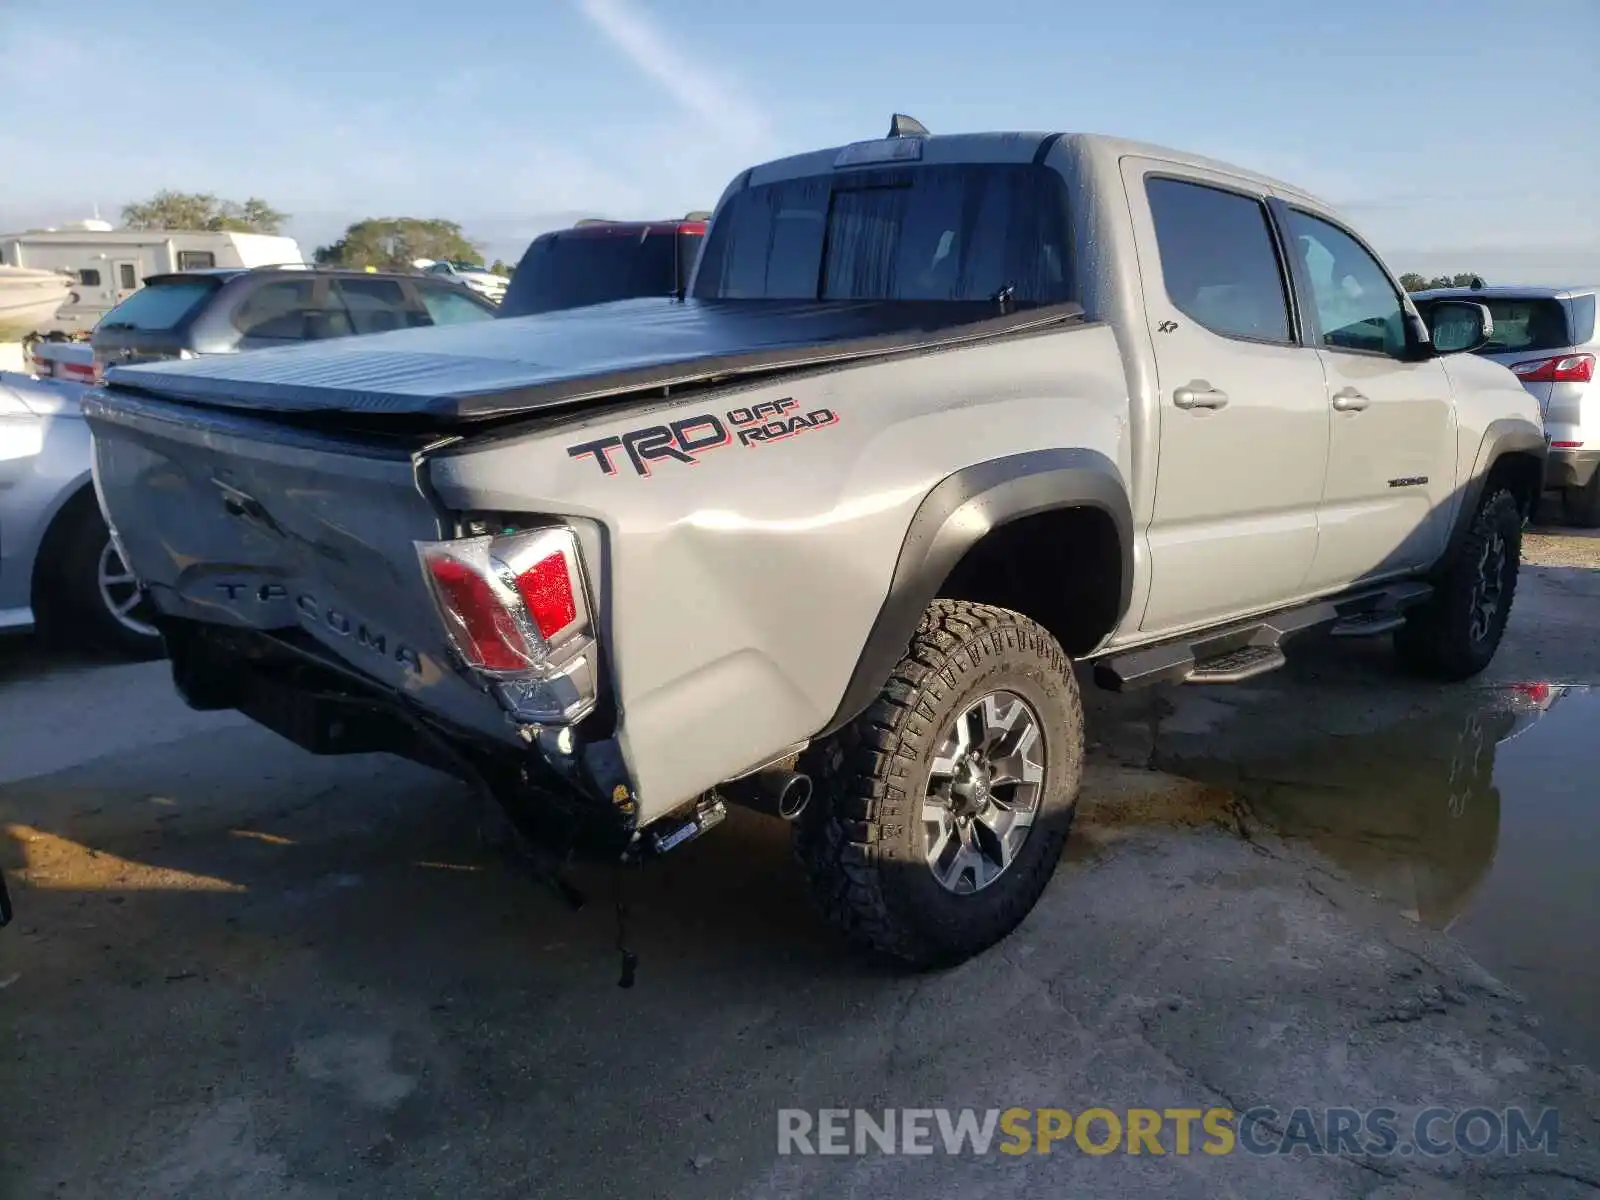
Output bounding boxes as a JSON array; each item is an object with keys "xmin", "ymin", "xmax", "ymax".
[{"xmin": 81, "ymin": 387, "xmax": 517, "ymax": 744}]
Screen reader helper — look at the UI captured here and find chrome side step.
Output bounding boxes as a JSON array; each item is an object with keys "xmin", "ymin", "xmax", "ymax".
[{"xmin": 1093, "ymin": 580, "xmax": 1433, "ymax": 692}]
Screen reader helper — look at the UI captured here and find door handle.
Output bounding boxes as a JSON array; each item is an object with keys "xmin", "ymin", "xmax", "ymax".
[
  {"xmin": 1331, "ymin": 388, "xmax": 1370, "ymax": 412},
  {"xmin": 1173, "ymin": 383, "xmax": 1229, "ymax": 410}
]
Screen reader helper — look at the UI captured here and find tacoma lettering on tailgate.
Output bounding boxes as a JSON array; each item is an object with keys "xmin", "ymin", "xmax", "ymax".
[
  {"xmin": 213, "ymin": 582, "xmax": 423, "ymax": 675},
  {"xmin": 567, "ymin": 396, "xmax": 839, "ymax": 478}
]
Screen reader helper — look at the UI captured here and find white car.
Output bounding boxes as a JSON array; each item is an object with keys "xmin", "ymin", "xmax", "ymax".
[
  {"xmin": 0, "ymin": 372, "xmax": 160, "ymax": 658},
  {"xmin": 1413, "ymin": 284, "xmax": 1598, "ymax": 525},
  {"xmin": 418, "ymin": 259, "xmax": 507, "ymax": 304}
]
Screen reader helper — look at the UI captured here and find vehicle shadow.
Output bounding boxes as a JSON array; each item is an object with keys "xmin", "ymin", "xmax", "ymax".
[
  {"xmin": 0, "ymin": 732, "xmax": 872, "ymax": 982},
  {"xmin": 1, "ymin": 707, "xmax": 1005, "ymax": 1197}
]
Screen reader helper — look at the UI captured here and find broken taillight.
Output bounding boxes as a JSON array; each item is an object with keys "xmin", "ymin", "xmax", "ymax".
[
  {"xmin": 417, "ymin": 527, "xmax": 597, "ymax": 724},
  {"xmin": 425, "ymin": 554, "xmax": 531, "ymax": 671}
]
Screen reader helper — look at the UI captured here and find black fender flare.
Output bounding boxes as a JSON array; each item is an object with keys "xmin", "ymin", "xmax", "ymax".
[
  {"xmin": 821, "ymin": 448, "xmax": 1134, "ymax": 735},
  {"xmin": 1435, "ymin": 418, "xmax": 1547, "ymax": 571}
]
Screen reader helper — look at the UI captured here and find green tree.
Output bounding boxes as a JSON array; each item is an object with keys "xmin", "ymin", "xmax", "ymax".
[
  {"xmin": 314, "ymin": 218, "xmax": 482, "ymax": 271},
  {"xmin": 489, "ymin": 259, "xmax": 515, "ymax": 277},
  {"xmin": 121, "ymin": 190, "xmax": 288, "ymax": 234},
  {"xmin": 1400, "ymin": 271, "xmax": 1483, "ymax": 293}
]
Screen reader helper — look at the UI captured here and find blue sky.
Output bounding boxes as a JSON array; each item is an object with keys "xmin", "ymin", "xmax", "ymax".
[{"xmin": 2, "ymin": 0, "xmax": 1596, "ymax": 281}]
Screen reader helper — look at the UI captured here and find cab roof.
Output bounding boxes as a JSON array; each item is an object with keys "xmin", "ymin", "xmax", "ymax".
[
  {"xmin": 1413, "ymin": 284, "xmax": 1599, "ymax": 301},
  {"xmin": 739, "ymin": 130, "xmax": 1329, "ymax": 210}
]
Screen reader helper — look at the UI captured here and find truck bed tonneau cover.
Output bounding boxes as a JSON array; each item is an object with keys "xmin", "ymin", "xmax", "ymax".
[{"xmin": 102, "ymin": 296, "xmax": 1084, "ymax": 424}]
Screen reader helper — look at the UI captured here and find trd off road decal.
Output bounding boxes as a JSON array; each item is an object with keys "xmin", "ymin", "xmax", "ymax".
[{"xmin": 567, "ymin": 397, "xmax": 839, "ymax": 478}]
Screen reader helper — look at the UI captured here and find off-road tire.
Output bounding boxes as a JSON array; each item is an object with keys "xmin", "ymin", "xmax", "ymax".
[
  {"xmin": 1395, "ymin": 487, "xmax": 1522, "ymax": 681},
  {"xmin": 793, "ymin": 600, "xmax": 1082, "ymax": 968},
  {"xmin": 45, "ymin": 497, "xmax": 164, "ymax": 661},
  {"xmin": 1564, "ymin": 471, "xmax": 1600, "ymax": 529}
]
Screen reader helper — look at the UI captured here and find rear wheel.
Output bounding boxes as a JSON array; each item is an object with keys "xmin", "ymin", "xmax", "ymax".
[
  {"xmin": 794, "ymin": 600, "xmax": 1081, "ymax": 968},
  {"xmin": 1395, "ymin": 487, "xmax": 1521, "ymax": 680},
  {"xmin": 45, "ymin": 498, "xmax": 164, "ymax": 660}
]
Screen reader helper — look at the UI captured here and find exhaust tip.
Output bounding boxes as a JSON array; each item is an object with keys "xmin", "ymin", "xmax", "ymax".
[
  {"xmin": 777, "ymin": 773, "xmax": 812, "ymax": 821},
  {"xmin": 719, "ymin": 768, "xmax": 813, "ymax": 822}
]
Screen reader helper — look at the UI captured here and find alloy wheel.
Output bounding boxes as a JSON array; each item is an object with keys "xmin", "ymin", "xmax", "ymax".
[
  {"xmin": 96, "ymin": 538, "xmax": 157, "ymax": 638},
  {"xmin": 923, "ymin": 690, "xmax": 1046, "ymax": 894}
]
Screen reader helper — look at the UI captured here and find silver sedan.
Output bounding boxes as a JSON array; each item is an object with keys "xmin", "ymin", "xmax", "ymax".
[{"xmin": 0, "ymin": 371, "xmax": 160, "ymax": 658}]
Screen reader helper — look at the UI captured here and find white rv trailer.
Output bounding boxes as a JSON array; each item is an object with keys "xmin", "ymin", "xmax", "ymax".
[{"xmin": 0, "ymin": 222, "xmax": 305, "ymax": 333}]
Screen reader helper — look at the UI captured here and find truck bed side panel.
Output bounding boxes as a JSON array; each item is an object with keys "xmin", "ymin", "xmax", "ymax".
[{"xmin": 428, "ymin": 323, "xmax": 1132, "ymax": 820}]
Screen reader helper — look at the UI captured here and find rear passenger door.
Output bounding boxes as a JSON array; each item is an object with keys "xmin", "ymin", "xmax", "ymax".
[
  {"xmin": 1278, "ymin": 206, "xmax": 1457, "ymax": 588},
  {"xmin": 1121, "ymin": 160, "xmax": 1332, "ymax": 633},
  {"xmin": 331, "ymin": 277, "xmax": 427, "ymax": 335},
  {"xmin": 231, "ymin": 278, "xmax": 348, "ymax": 349}
]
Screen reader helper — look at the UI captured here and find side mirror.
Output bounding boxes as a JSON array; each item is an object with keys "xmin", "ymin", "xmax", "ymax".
[{"xmin": 1425, "ymin": 300, "xmax": 1494, "ymax": 355}]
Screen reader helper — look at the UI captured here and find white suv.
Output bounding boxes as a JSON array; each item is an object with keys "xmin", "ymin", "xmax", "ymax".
[{"xmin": 1415, "ymin": 285, "xmax": 1598, "ymax": 525}]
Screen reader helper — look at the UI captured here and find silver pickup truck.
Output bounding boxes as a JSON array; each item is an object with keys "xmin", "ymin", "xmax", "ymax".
[{"xmin": 82, "ymin": 119, "xmax": 1544, "ymax": 967}]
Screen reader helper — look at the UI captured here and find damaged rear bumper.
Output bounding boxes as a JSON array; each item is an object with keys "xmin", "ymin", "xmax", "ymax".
[{"xmin": 160, "ymin": 616, "xmax": 640, "ymax": 852}]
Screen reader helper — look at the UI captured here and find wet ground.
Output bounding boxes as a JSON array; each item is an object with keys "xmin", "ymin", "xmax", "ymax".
[
  {"xmin": 1152, "ymin": 684, "xmax": 1599, "ymax": 1068},
  {"xmin": 2, "ymin": 527, "xmax": 1600, "ymax": 1198}
]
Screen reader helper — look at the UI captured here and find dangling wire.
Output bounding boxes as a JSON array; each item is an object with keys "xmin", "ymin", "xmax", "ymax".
[{"xmin": 613, "ymin": 855, "xmax": 639, "ymax": 988}]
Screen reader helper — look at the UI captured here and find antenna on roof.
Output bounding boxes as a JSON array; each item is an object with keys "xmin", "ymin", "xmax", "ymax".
[
  {"xmin": 1469, "ymin": 275, "xmax": 1486, "ymax": 290},
  {"xmin": 888, "ymin": 113, "xmax": 930, "ymax": 138}
]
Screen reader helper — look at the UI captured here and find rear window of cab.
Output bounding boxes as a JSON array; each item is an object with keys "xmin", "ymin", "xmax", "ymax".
[{"xmin": 692, "ymin": 163, "xmax": 1074, "ymax": 306}]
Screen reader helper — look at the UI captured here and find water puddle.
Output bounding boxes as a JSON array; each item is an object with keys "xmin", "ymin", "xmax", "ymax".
[{"xmin": 1157, "ymin": 683, "xmax": 1599, "ymax": 1065}]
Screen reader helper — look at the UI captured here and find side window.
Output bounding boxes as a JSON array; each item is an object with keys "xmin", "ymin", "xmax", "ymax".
[
  {"xmin": 418, "ymin": 285, "xmax": 492, "ymax": 326},
  {"xmin": 333, "ymin": 278, "xmax": 412, "ymax": 335},
  {"xmin": 1145, "ymin": 177, "xmax": 1292, "ymax": 344},
  {"xmin": 118, "ymin": 263, "xmax": 139, "ymax": 289},
  {"xmin": 177, "ymin": 250, "xmax": 216, "ymax": 271},
  {"xmin": 232, "ymin": 280, "xmax": 349, "ymax": 342},
  {"xmin": 78, "ymin": 268, "xmax": 101, "ymax": 286},
  {"xmin": 1283, "ymin": 210, "xmax": 1407, "ymax": 358}
]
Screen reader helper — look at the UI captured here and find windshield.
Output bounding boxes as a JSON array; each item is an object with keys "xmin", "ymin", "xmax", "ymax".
[
  {"xmin": 692, "ymin": 163, "xmax": 1074, "ymax": 305},
  {"xmin": 95, "ymin": 278, "xmax": 220, "ymax": 331},
  {"xmin": 499, "ymin": 228, "xmax": 695, "ymax": 316}
]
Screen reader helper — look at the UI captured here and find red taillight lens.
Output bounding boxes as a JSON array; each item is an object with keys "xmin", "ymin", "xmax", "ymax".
[
  {"xmin": 514, "ymin": 551, "xmax": 578, "ymax": 639},
  {"xmin": 425, "ymin": 553, "xmax": 533, "ymax": 671},
  {"xmin": 416, "ymin": 527, "xmax": 596, "ymax": 723},
  {"xmin": 1511, "ymin": 353, "xmax": 1594, "ymax": 384},
  {"xmin": 417, "ymin": 528, "xmax": 589, "ymax": 674}
]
